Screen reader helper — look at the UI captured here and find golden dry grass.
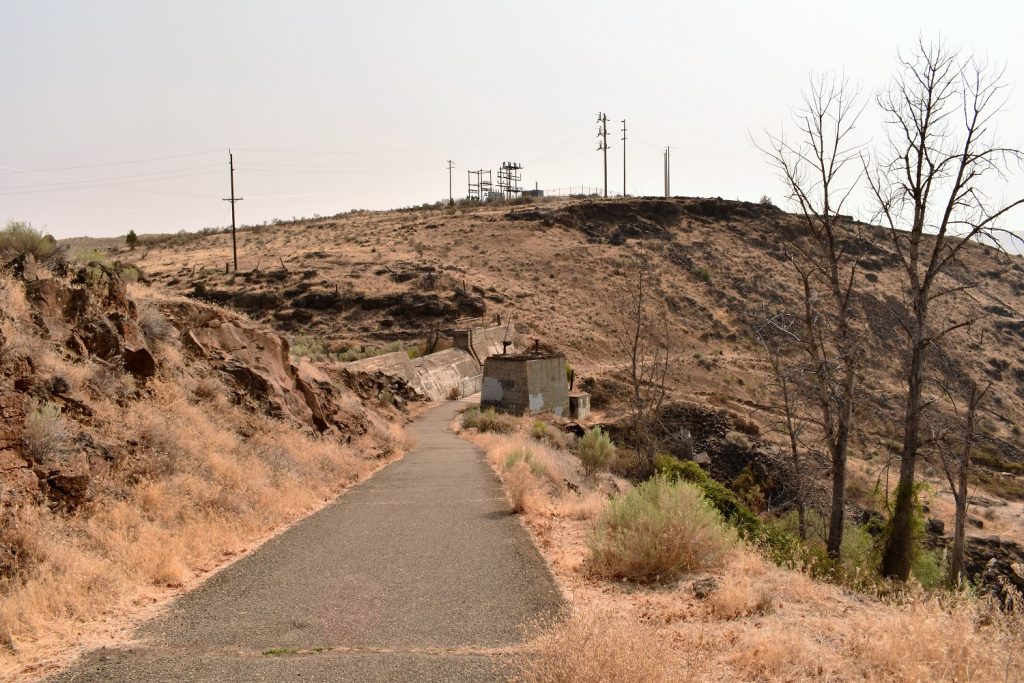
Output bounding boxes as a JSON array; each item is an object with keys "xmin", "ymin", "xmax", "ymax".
[
  {"xmin": 468, "ymin": 424, "xmax": 1024, "ymax": 683},
  {"xmin": 0, "ymin": 283, "xmax": 409, "ymax": 681},
  {"xmin": 513, "ymin": 607, "xmax": 686, "ymax": 683}
]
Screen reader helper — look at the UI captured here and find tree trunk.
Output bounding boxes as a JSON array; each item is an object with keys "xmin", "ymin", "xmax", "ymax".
[
  {"xmin": 949, "ymin": 383, "xmax": 979, "ymax": 585},
  {"xmin": 881, "ymin": 322, "xmax": 926, "ymax": 580}
]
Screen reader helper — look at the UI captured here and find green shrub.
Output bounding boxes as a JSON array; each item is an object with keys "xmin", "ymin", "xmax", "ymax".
[
  {"xmin": 588, "ymin": 476, "xmax": 736, "ymax": 583},
  {"xmin": 655, "ymin": 454, "xmax": 800, "ymax": 565},
  {"xmin": 462, "ymin": 407, "xmax": 481, "ymax": 429},
  {"xmin": 531, "ymin": 420, "xmax": 561, "ymax": 447},
  {"xmin": 0, "ymin": 221, "xmax": 57, "ymax": 261},
  {"xmin": 503, "ymin": 446, "xmax": 550, "ymax": 479},
  {"xmin": 655, "ymin": 455, "xmax": 760, "ymax": 534},
  {"xmin": 73, "ymin": 247, "xmax": 113, "ymax": 267},
  {"xmin": 126, "ymin": 230, "xmax": 139, "ymax": 249},
  {"xmin": 462, "ymin": 407, "xmax": 515, "ymax": 434},
  {"xmin": 578, "ymin": 427, "xmax": 616, "ymax": 476},
  {"xmin": 691, "ymin": 266, "xmax": 711, "ymax": 284}
]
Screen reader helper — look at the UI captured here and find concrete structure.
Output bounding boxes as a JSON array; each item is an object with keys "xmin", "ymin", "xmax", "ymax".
[
  {"xmin": 568, "ymin": 392, "xmax": 590, "ymax": 420},
  {"xmin": 343, "ymin": 325, "xmax": 514, "ymax": 402},
  {"xmin": 481, "ymin": 353, "xmax": 569, "ymax": 416}
]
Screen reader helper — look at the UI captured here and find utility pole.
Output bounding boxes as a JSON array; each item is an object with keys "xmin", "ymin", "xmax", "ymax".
[
  {"xmin": 621, "ymin": 119, "xmax": 627, "ymax": 197},
  {"xmin": 596, "ymin": 113, "xmax": 609, "ymax": 198},
  {"xmin": 446, "ymin": 160, "xmax": 454, "ymax": 206},
  {"xmin": 663, "ymin": 146, "xmax": 671, "ymax": 198},
  {"xmin": 222, "ymin": 149, "xmax": 243, "ymax": 272}
]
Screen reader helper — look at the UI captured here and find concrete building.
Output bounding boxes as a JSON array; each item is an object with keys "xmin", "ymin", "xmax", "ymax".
[{"xmin": 481, "ymin": 353, "xmax": 569, "ymax": 416}]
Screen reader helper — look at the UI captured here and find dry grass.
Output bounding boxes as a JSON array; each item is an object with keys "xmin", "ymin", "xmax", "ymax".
[
  {"xmin": 513, "ymin": 607, "xmax": 684, "ymax": 683},
  {"xmin": 0, "ymin": 368, "xmax": 405, "ymax": 680},
  {"xmin": 20, "ymin": 401, "xmax": 66, "ymax": 464},
  {"xmin": 466, "ymin": 425, "xmax": 1024, "ymax": 682},
  {"xmin": 505, "ymin": 461, "xmax": 536, "ymax": 513}
]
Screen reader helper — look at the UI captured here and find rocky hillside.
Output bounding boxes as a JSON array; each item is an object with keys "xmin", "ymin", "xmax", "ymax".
[
  {"xmin": 71, "ymin": 195, "xmax": 1024, "ymax": 572},
  {"xmin": 0, "ymin": 251, "xmax": 408, "ymax": 678}
]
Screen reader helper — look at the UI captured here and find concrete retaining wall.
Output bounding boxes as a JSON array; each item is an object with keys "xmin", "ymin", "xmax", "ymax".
[
  {"xmin": 453, "ymin": 326, "xmax": 513, "ymax": 365},
  {"xmin": 343, "ymin": 348, "xmax": 481, "ymax": 402},
  {"xmin": 411, "ymin": 349, "xmax": 481, "ymax": 401},
  {"xmin": 343, "ymin": 325, "xmax": 512, "ymax": 403}
]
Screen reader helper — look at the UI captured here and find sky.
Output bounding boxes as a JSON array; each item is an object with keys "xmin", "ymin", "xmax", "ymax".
[{"xmin": 2, "ymin": 0, "xmax": 1024, "ymax": 240}]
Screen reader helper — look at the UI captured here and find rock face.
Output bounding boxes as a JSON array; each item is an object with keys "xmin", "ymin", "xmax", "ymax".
[
  {"xmin": 26, "ymin": 262, "xmax": 158, "ymax": 378},
  {"xmin": 181, "ymin": 315, "xmax": 364, "ymax": 434}
]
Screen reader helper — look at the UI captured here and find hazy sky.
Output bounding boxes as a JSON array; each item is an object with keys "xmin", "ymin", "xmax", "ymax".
[{"xmin": 3, "ymin": 0, "xmax": 1024, "ymax": 239}]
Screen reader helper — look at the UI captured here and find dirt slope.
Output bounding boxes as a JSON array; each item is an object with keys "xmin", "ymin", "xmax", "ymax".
[{"xmin": 83, "ymin": 195, "xmax": 1024, "ymax": 542}]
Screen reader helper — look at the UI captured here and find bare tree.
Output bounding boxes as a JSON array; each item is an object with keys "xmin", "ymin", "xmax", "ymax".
[
  {"xmin": 760, "ymin": 74, "xmax": 867, "ymax": 559},
  {"xmin": 750, "ymin": 305, "xmax": 811, "ymax": 540},
  {"xmin": 940, "ymin": 379, "xmax": 990, "ymax": 586},
  {"xmin": 611, "ymin": 256, "xmax": 671, "ymax": 475},
  {"xmin": 866, "ymin": 39, "xmax": 1024, "ymax": 580}
]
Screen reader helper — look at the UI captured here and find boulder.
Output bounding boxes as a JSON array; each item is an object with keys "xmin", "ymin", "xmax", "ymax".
[{"xmin": 926, "ymin": 518, "xmax": 946, "ymax": 535}]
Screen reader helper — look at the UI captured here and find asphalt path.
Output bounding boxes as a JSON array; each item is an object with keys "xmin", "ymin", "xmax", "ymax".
[{"xmin": 53, "ymin": 400, "xmax": 562, "ymax": 682}]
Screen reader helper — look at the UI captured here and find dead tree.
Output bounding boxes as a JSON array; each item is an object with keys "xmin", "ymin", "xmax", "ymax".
[
  {"xmin": 611, "ymin": 256, "xmax": 671, "ymax": 475},
  {"xmin": 866, "ymin": 39, "xmax": 1024, "ymax": 580},
  {"xmin": 940, "ymin": 380, "xmax": 991, "ymax": 586},
  {"xmin": 750, "ymin": 305, "xmax": 811, "ymax": 540},
  {"xmin": 760, "ymin": 74, "xmax": 867, "ymax": 559}
]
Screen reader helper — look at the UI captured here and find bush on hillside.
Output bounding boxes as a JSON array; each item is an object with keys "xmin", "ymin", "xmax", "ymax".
[
  {"xmin": 503, "ymin": 446, "xmax": 551, "ymax": 480},
  {"xmin": 22, "ymin": 400, "xmax": 66, "ymax": 463},
  {"xmin": 462, "ymin": 407, "xmax": 516, "ymax": 434},
  {"xmin": 588, "ymin": 476, "xmax": 736, "ymax": 583},
  {"xmin": 655, "ymin": 455, "xmax": 801, "ymax": 565},
  {"xmin": 578, "ymin": 427, "xmax": 616, "ymax": 477},
  {"xmin": 138, "ymin": 305, "xmax": 173, "ymax": 347},
  {"xmin": 0, "ymin": 221, "xmax": 57, "ymax": 261}
]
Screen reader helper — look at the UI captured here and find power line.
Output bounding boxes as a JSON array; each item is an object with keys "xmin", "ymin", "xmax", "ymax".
[
  {"xmin": 0, "ymin": 163, "xmax": 224, "ymax": 192},
  {"xmin": 24, "ymin": 149, "xmax": 225, "ymax": 173},
  {"xmin": 0, "ymin": 169, "xmax": 223, "ymax": 196}
]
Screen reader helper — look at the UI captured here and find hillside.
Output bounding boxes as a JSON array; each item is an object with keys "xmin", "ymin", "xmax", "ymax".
[
  {"xmin": 73, "ymin": 195, "xmax": 1024, "ymax": 568},
  {"xmin": 0, "ymin": 254, "xmax": 409, "ymax": 679}
]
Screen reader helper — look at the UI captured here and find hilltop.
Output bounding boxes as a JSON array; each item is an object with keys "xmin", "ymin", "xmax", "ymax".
[{"xmin": 68, "ymin": 195, "xmax": 1024, "ymax": 569}]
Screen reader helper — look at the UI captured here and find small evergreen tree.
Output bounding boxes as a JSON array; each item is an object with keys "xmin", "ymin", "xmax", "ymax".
[{"xmin": 126, "ymin": 230, "xmax": 138, "ymax": 250}]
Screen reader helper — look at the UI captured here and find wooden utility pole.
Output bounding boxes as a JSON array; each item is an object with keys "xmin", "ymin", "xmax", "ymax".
[
  {"xmin": 222, "ymin": 150, "xmax": 243, "ymax": 272},
  {"xmin": 447, "ymin": 159, "xmax": 454, "ymax": 206},
  {"xmin": 597, "ymin": 113, "xmax": 609, "ymax": 198},
  {"xmin": 663, "ymin": 146, "xmax": 671, "ymax": 197},
  {"xmin": 621, "ymin": 119, "xmax": 627, "ymax": 197}
]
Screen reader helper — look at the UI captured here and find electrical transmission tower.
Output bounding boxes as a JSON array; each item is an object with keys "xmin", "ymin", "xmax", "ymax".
[
  {"xmin": 222, "ymin": 149, "xmax": 243, "ymax": 272},
  {"xmin": 496, "ymin": 162, "xmax": 522, "ymax": 200},
  {"xmin": 596, "ymin": 113, "xmax": 609, "ymax": 197},
  {"xmin": 467, "ymin": 169, "xmax": 492, "ymax": 201}
]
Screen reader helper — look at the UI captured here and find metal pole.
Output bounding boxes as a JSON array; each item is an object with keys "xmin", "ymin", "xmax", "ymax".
[
  {"xmin": 621, "ymin": 119, "xmax": 627, "ymax": 197},
  {"xmin": 447, "ymin": 160, "xmax": 454, "ymax": 206},
  {"xmin": 222, "ymin": 150, "xmax": 243, "ymax": 272}
]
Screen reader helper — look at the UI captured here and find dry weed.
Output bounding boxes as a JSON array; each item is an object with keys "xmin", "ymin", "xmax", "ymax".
[
  {"xmin": 707, "ymin": 574, "xmax": 774, "ymax": 619},
  {"xmin": 21, "ymin": 400, "xmax": 66, "ymax": 463},
  {"xmin": 0, "ymin": 375, "xmax": 395, "ymax": 678},
  {"xmin": 513, "ymin": 607, "xmax": 683, "ymax": 683},
  {"xmin": 505, "ymin": 462, "xmax": 536, "ymax": 513}
]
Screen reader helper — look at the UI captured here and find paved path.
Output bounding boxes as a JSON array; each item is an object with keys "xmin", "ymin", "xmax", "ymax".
[{"xmin": 54, "ymin": 401, "xmax": 562, "ymax": 682}]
